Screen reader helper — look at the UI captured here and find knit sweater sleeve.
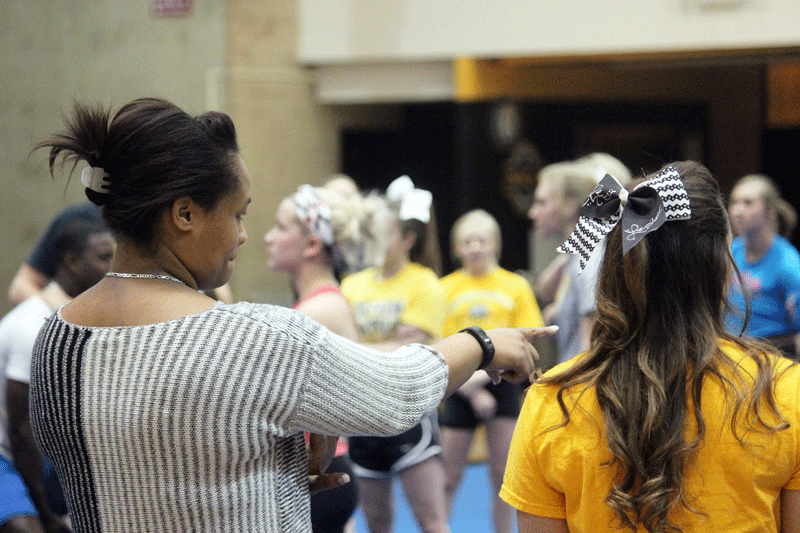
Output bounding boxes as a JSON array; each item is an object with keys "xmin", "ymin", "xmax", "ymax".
[
  {"xmin": 293, "ymin": 327, "xmax": 448, "ymax": 437},
  {"xmin": 228, "ymin": 302, "xmax": 448, "ymax": 437}
]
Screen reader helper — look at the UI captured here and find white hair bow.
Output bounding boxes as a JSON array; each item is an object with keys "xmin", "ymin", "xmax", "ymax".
[{"xmin": 387, "ymin": 175, "xmax": 432, "ymax": 224}]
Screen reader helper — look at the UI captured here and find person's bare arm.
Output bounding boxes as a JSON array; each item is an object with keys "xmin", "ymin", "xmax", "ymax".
[
  {"xmin": 516, "ymin": 510, "xmax": 569, "ymax": 533},
  {"xmin": 364, "ymin": 326, "xmax": 558, "ymax": 396},
  {"xmin": 8, "ymin": 263, "xmax": 50, "ymax": 305},
  {"xmin": 433, "ymin": 327, "xmax": 556, "ymax": 397},
  {"xmin": 535, "ymin": 255, "xmax": 570, "ymax": 307},
  {"xmin": 7, "ymin": 379, "xmax": 66, "ymax": 529},
  {"xmin": 782, "ymin": 489, "xmax": 800, "ymax": 532},
  {"xmin": 296, "ymin": 293, "xmax": 358, "ymax": 341}
]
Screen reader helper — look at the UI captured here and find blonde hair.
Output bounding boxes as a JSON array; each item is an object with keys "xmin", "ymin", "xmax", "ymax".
[
  {"xmin": 734, "ymin": 174, "xmax": 797, "ymax": 239},
  {"xmin": 575, "ymin": 152, "xmax": 632, "ymax": 186},
  {"xmin": 314, "ymin": 187, "xmax": 390, "ymax": 275},
  {"xmin": 323, "ymin": 174, "xmax": 360, "ymax": 199},
  {"xmin": 537, "ymin": 161, "xmax": 599, "ymax": 207},
  {"xmin": 450, "ymin": 209, "xmax": 502, "ymax": 262}
]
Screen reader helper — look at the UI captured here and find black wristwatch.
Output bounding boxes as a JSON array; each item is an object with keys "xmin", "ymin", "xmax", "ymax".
[{"xmin": 459, "ymin": 326, "xmax": 495, "ymax": 370}]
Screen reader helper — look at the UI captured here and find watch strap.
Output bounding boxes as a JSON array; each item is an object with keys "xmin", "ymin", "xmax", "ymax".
[{"xmin": 459, "ymin": 326, "xmax": 495, "ymax": 370}]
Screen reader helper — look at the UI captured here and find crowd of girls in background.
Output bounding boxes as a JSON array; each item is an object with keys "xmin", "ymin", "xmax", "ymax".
[
  {"xmin": 8, "ymin": 96, "xmax": 800, "ymax": 533},
  {"xmin": 265, "ymin": 156, "xmax": 800, "ymax": 533}
]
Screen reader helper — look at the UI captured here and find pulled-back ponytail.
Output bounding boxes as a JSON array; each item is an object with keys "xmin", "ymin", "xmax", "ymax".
[{"xmin": 37, "ymin": 97, "xmax": 240, "ymax": 248}]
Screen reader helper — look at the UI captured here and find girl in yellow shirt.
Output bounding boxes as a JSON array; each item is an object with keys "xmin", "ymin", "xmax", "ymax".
[
  {"xmin": 501, "ymin": 161, "xmax": 800, "ymax": 532},
  {"xmin": 440, "ymin": 209, "xmax": 543, "ymax": 533},
  {"xmin": 341, "ymin": 177, "xmax": 449, "ymax": 533}
]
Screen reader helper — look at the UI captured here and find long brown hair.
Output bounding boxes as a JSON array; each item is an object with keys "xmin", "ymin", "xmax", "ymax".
[
  {"xmin": 400, "ymin": 210, "xmax": 442, "ymax": 277},
  {"xmin": 539, "ymin": 161, "xmax": 791, "ymax": 532}
]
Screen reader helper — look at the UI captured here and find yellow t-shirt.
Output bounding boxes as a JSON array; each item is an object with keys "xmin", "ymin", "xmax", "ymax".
[
  {"xmin": 501, "ymin": 342, "xmax": 800, "ymax": 532},
  {"xmin": 340, "ymin": 262, "xmax": 445, "ymax": 343},
  {"xmin": 440, "ymin": 267, "xmax": 544, "ymax": 336}
]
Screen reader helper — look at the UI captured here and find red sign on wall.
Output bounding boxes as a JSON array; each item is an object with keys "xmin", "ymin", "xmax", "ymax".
[{"xmin": 152, "ymin": 0, "xmax": 192, "ymax": 17}]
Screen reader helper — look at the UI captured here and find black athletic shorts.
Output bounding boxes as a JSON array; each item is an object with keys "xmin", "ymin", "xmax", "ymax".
[
  {"xmin": 439, "ymin": 380, "xmax": 523, "ymax": 429},
  {"xmin": 348, "ymin": 411, "xmax": 442, "ymax": 478}
]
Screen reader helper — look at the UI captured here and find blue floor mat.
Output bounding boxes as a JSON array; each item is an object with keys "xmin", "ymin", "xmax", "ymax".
[{"xmin": 353, "ymin": 463, "xmax": 509, "ymax": 532}]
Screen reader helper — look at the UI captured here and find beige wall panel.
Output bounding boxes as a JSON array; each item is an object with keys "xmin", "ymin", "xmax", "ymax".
[
  {"xmin": 0, "ymin": 0, "xmax": 226, "ymax": 315},
  {"xmin": 225, "ymin": 72, "xmax": 342, "ymax": 305},
  {"xmin": 225, "ymin": 0, "xmax": 409, "ymax": 305},
  {"xmin": 299, "ymin": 0, "xmax": 800, "ymax": 63}
]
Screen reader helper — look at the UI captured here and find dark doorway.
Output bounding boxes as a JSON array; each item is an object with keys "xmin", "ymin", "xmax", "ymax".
[{"xmin": 341, "ymin": 100, "xmax": 708, "ymax": 275}]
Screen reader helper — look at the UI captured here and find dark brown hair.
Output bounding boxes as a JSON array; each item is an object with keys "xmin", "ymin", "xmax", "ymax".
[
  {"xmin": 37, "ymin": 98, "xmax": 240, "ymax": 248},
  {"xmin": 401, "ymin": 213, "xmax": 442, "ymax": 276},
  {"xmin": 539, "ymin": 161, "xmax": 790, "ymax": 532}
]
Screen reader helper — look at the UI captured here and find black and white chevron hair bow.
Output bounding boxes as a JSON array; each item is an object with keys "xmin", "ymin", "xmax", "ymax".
[{"xmin": 557, "ymin": 166, "xmax": 691, "ymax": 271}]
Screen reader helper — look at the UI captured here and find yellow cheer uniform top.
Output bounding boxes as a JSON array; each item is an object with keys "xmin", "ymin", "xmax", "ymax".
[
  {"xmin": 501, "ymin": 341, "xmax": 800, "ymax": 532},
  {"xmin": 439, "ymin": 266, "xmax": 544, "ymax": 428},
  {"xmin": 341, "ymin": 262, "xmax": 445, "ymax": 343},
  {"xmin": 441, "ymin": 267, "xmax": 544, "ymax": 335}
]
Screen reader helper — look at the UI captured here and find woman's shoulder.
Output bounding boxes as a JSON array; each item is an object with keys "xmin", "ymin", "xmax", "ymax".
[
  {"xmin": 198, "ymin": 301, "xmax": 337, "ymax": 351},
  {"xmin": 406, "ymin": 262, "xmax": 443, "ymax": 284},
  {"xmin": 340, "ymin": 268, "xmax": 376, "ymax": 291},
  {"xmin": 215, "ymin": 300, "xmax": 316, "ymax": 325},
  {"xmin": 771, "ymin": 235, "xmax": 800, "ymax": 264}
]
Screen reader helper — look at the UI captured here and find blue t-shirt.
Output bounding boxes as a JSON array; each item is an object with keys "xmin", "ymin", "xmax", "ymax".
[{"xmin": 726, "ymin": 234, "xmax": 800, "ymax": 338}]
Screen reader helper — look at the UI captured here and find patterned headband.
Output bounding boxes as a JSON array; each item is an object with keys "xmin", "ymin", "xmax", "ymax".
[
  {"xmin": 294, "ymin": 185, "xmax": 334, "ymax": 246},
  {"xmin": 557, "ymin": 166, "xmax": 691, "ymax": 271}
]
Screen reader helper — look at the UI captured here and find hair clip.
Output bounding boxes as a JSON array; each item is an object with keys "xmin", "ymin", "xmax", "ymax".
[{"xmin": 81, "ymin": 166, "xmax": 111, "ymax": 194}]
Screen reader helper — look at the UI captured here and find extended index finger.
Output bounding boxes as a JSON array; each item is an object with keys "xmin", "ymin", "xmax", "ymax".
[{"xmin": 518, "ymin": 325, "xmax": 559, "ymax": 340}]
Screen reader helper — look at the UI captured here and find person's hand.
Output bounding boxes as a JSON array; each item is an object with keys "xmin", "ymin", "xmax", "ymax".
[
  {"xmin": 468, "ymin": 388, "xmax": 498, "ymax": 421},
  {"xmin": 307, "ymin": 433, "xmax": 350, "ymax": 494},
  {"xmin": 483, "ymin": 326, "xmax": 558, "ymax": 384},
  {"xmin": 42, "ymin": 513, "xmax": 72, "ymax": 533}
]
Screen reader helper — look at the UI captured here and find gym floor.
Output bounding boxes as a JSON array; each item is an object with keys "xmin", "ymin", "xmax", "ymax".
[{"xmin": 353, "ymin": 462, "xmax": 504, "ymax": 532}]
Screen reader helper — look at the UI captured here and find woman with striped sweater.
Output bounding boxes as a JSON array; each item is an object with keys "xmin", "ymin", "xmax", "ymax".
[{"xmin": 29, "ymin": 97, "xmax": 552, "ymax": 533}]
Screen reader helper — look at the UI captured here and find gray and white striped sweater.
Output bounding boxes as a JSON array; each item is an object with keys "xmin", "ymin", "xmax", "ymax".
[{"xmin": 30, "ymin": 301, "xmax": 447, "ymax": 532}]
